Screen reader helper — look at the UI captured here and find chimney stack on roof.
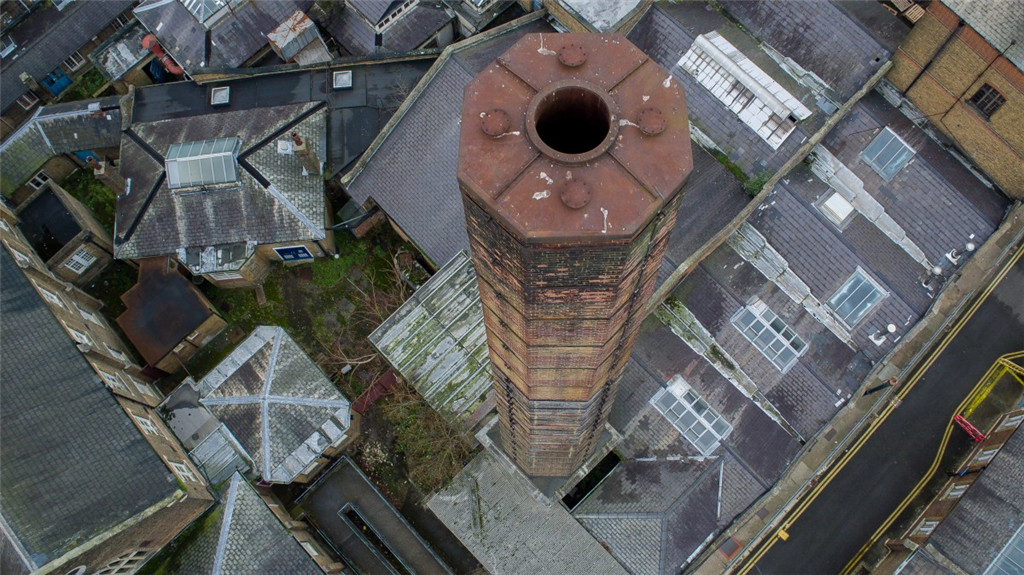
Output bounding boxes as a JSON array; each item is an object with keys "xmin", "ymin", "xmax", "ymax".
[
  {"xmin": 458, "ymin": 33, "xmax": 693, "ymax": 477},
  {"xmin": 291, "ymin": 132, "xmax": 321, "ymax": 175},
  {"xmin": 89, "ymin": 157, "xmax": 125, "ymax": 195}
]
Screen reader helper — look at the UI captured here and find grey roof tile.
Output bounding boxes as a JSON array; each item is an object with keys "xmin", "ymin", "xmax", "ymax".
[
  {"xmin": 174, "ymin": 473, "xmax": 322, "ymax": 575},
  {"xmin": 198, "ymin": 326, "xmax": 352, "ymax": 483},
  {"xmin": 941, "ymin": 0, "xmax": 1024, "ymax": 71},
  {"xmin": 929, "ymin": 427, "xmax": 1024, "ymax": 574},
  {"xmin": 0, "ymin": 249, "xmax": 174, "ymax": 567},
  {"xmin": 116, "ymin": 102, "xmax": 327, "ymax": 260},
  {"xmin": 0, "ymin": 0, "xmax": 134, "ymax": 111}
]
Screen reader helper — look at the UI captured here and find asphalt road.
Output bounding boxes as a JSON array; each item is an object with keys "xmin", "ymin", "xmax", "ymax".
[{"xmin": 749, "ymin": 250, "xmax": 1024, "ymax": 575}]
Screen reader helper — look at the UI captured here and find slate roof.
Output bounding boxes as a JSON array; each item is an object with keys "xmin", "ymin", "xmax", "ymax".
[
  {"xmin": 197, "ymin": 326, "xmax": 352, "ymax": 484},
  {"xmin": 0, "ymin": 248, "xmax": 175, "ymax": 571},
  {"xmin": 322, "ymin": 2, "xmax": 453, "ymax": 57},
  {"xmin": 0, "ymin": 0, "xmax": 134, "ymax": 111},
  {"xmin": 117, "ymin": 257, "xmax": 217, "ymax": 366},
  {"xmin": 942, "ymin": 0, "xmax": 1024, "ymax": 72},
  {"xmin": 133, "ymin": 0, "xmax": 315, "ymax": 74},
  {"xmin": 0, "ymin": 97, "xmax": 122, "ymax": 196},
  {"xmin": 370, "ymin": 251, "xmax": 490, "ymax": 422},
  {"xmin": 717, "ymin": 0, "xmax": 894, "ymax": 100},
  {"xmin": 343, "ymin": 13, "xmax": 556, "ymax": 266},
  {"xmin": 115, "ymin": 101, "xmax": 328, "ymax": 261},
  {"xmin": 428, "ymin": 450, "xmax": 630, "ymax": 575},
  {"xmin": 927, "ymin": 427, "xmax": 1024, "ymax": 574},
  {"xmin": 173, "ymin": 472, "xmax": 322, "ymax": 575},
  {"xmin": 348, "ymin": 0, "xmax": 397, "ymax": 25},
  {"xmin": 91, "ymin": 20, "xmax": 152, "ymax": 81}
]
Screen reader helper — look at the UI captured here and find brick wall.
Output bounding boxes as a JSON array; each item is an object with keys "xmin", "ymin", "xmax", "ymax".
[{"xmin": 889, "ymin": 1, "xmax": 1024, "ymax": 198}]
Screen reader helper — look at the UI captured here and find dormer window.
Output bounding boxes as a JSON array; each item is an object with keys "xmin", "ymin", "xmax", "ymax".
[{"xmin": 165, "ymin": 138, "xmax": 240, "ymax": 190}]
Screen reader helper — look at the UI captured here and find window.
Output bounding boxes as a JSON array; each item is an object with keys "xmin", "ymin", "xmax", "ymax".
[
  {"xmin": 731, "ymin": 300, "xmax": 807, "ymax": 372},
  {"xmin": 106, "ymin": 345, "xmax": 129, "ymax": 364},
  {"xmin": 165, "ymin": 138, "xmax": 241, "ymax": 189},
  {"xmin": 215, "ymin": 243, "xmax": 246, "ymax": 266},
  {"xmin": 862, "ymin": 128, "xmax": 915, "ymax": 181},
  {"xmin": 817, "ymin": 191, "xmax": 856, "ymax": 227},
  {"xmin": 16, "ymin": 91, "xmax": 39, "ymax": 110},
  {"xmin": 28, "ymin": 171, "xmax": 50, "ymax": 190},
  {"xmin": 76, "ymin": 303, "xmax": 102, "ymax": 324},
  {"xmin": 62, "ymin": 50, "xmax": 86, "ymax": 72},
  {"xmin": 974, "ymin": 447, "xmax": 999, "ymax": 465},
  {"xmin": 0, "ymin": 219, "xmax": 10, "ymax": 232},
  {"xmin": 828, "ymin": 269, "xmax": 886, "ymax": 327},
  {"xmin": 969, "ymin": 84, "xmax": 1006, "ymax": 119},
  {"xmin": 208, "ymin": 270, "xmax": 244, "ymax": 281},
  {"xmin": 998, "ymin": 413, "xmax": 1024, "ymax": 431},
  {"xmin": 36, "ymin": 283, "xmax": 65, "ymax": 308},
  {"xmin": 274, "ymin": 245, "xmax": 313, "ymax": 261},
  {"xmin": 133, "ymin": 414, "xmax": 160, "ymax": 436},
  {"xmin": 301, "ymin": 541, "xmax": 319, "ymax": 557},
  {"xmin": 11, "ymin": 248, "xmax": 31, "ymax": 267},
  {"xmin": 168, "ymin": 460, "xmax": 198, "ymax": 483},
  {"xmin": 914, "ymin": 519, "xmax": 939, "ymax": 537},
  {"xmin": 125, "ymin": 373, "xmax": 157, "ymax": 396},
  {"xmin": 1, "ymin": 35, "xmax": 16, "ymax": 58},
  {"xmin": 94, "ymin": 550, "xmax": 149, "ymax": 575},
  {"xmin": 680, "ymin": 32, "xmax": 811, "ymax": 149},
  {"xmin": 943, "ymin": 483, "xmax": 969, "ymax": 500},
  {"xmin": 984, "ymin": 522, "xmax": 1024, "ymax": 575},
  {"xmin": 63, "ymin": 246, "xmax": 98, "ymax": 274},
  {"xmin": 112, "ymin": 13, "xmax": 132, "ymax": 29},
  {"xmin": 651, "ymin": 376, "xmax": 732, "ymax": 455},
  {"xmin": 68, "ymin": 327, "xmax": 92, "ymax": 346},
  {"xmin": 98, "ymin": 369, "xmax": 125, "ymax": 391}
]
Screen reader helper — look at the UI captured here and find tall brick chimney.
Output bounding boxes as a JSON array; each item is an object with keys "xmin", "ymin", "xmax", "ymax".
[
  {"xmin": 291, "ymin": 132, "xmax": 321, "ymax": 175},
  {"xmin": 88, "ymin": 157, "xmax": 125, "ymax": 195},
  {"xmin": 458, "ymin": 34, "xmax": 693, "ymax": 476}
]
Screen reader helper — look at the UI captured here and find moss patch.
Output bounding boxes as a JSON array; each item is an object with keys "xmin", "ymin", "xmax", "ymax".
[
  {"xmin": 711, "ymin": 150, "xmax": 748, "ymax": 182},
  {"xmin": 60, "ymin": 169, "xmax": 117, "ymax": 233},
  {"xmin": 59, "ymin": 68, "xmax": 108, "ymax": 103}
]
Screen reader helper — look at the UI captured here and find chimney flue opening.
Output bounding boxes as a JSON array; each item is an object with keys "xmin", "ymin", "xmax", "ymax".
[{"xmin": 526, "ymin": 81, "xmax": 617, "ymax": 164}]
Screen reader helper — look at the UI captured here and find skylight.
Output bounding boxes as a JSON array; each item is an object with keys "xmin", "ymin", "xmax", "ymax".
[
  {"xmin": 178, "ymin": 0, "xmax": 224, "ymax": 25},
  {"xmin": 165, "ymin": 138, "xmax": 240, "ymax": 190}
]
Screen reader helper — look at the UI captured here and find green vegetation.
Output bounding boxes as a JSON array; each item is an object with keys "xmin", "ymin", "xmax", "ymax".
[
  {"xmin": 84, "ymin": 260, "xmax": 137, "ymax": 321},
  {"xmin": 60, "ymin": 68, "xmax": 108, "ymax": 103},
  {"xmin": 313, "ymin": 233, "xmax": 368, "ymax": 287},
  {"xmin": 136, "ymin": 506, "xmax": 222, "ymax": 575},
  {"xmin": 743, "ymin": 170, "xmax": 772, "ymax": 197},
  {"xmin": 379, "ymin": 381, "xmax": 472, "ymax": 493},
  {"xmin": 710, "ymin": 149, "xmax": 747, "ymax": 182},
  {"xmin": 61, "ymin": 169, "xmax": 117, "ymax": 233}
]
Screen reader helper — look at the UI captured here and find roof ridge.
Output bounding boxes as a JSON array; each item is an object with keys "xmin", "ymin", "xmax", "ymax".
[
  {"xmin": 260, "ymin": 327, "xmax": 285, "ymax": 479},
  {"xmin": 211, "ymin": 473, "xmax": 241, "ymax": 575}
]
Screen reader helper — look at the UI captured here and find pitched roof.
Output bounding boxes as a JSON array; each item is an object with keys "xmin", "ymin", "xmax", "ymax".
[
  {"xmin": 198, "ymin": 326, "xmax": 352, "ymax": 483},
  {"xmin": 91, "ymin": 20, "xmax": 152, "ymax": 81},
  {"xmin": 0, "ymin": 97, "xmax": 122, "ymax": 197},
  {"xmin": 0, "ymin": 249, "xmax": 175, "ymax": 570},
  {"xmin": 173, "ymin": 472, "xmax": 322, "ymax": 575},
  {"xmin": 942, "ymin": 0, "xmax": 1024, "ymax": 72},
  {"xmin": 117, "ymin": 257, "xmax": 217, "ymax": 366},
  {"xmin": 0, "ymin": 0, "xmax": 134, "ymax": 111},
  {"xmin": 343, "ymin": 13, "xmax": 555, "ymax": 266},
  {"xmin": 928, "ymin": 427, "xmax": 1024, "ymax": 574},
  {"xmin": 115, "ymin": 101, "xmax": 328, "ymax": 262},
  {"xmin": 326, "ymin": 2, "xmax": 453, "ymax": 57},
  {"xmin": 132, "ymin": 0, "xmax": 315, "ymax": 74}
]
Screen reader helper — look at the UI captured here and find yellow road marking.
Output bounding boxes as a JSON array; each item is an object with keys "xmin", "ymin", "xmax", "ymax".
[{"xmin": 735, "ymin": 243, "xmax": 1023, "ymax": 575}]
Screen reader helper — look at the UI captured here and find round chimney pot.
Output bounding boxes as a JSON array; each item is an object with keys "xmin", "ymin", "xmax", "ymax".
[
  {"xmin": 558, "ymin": 43, "xmax": 587, "ymax": 67},
  {"xmin": 480, "ymin": 109, "xmax": 511, "ymax": 137},
  {"xmin": 561, "ymin": 179, "xmax": 591, "ymax": 209},
  {"xmin": 638, "ymin": 107, "xmax": 666, "ymax": 136}
]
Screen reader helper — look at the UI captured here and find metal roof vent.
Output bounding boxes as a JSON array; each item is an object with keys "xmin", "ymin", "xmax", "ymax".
[
  {"xmin": 210, "ymin": 86, "xmax": 231, "ymax": 106},
  {"xmin": 332, "ymin": 70, "xmax": 353, "ymax": 90}
]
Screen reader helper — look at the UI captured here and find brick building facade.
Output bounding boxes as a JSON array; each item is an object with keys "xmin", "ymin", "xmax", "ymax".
[{"xmin": 888, "ymin": 0, "xmax": 1024, "ymax": 198}]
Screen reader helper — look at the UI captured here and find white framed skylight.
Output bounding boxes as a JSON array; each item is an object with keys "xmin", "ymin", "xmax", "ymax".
[
  {"xmin": 862, "ymin": 127, "xmax": 914, "ymax": 181},
  {"xmin": 731, "ymin": 299, "xmax": 807, "ymax": 372},
  {"xmin": 651, "ymin": 375, "xmax": 732, "ymax": 455},
  {"xmin": 333, "ymin": 70, "xmax": 353, "ymax": 90},
  {"xmin": 828, "ymin": 269, "xmax": 886, "ymax": 327},
  {"xmin": 984, "ymin": 521, "xmax": 1024, "ymax": 575},
  {"xmin": 165, "ymin": 137, "xmax": 240, "ymax": 189}
]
